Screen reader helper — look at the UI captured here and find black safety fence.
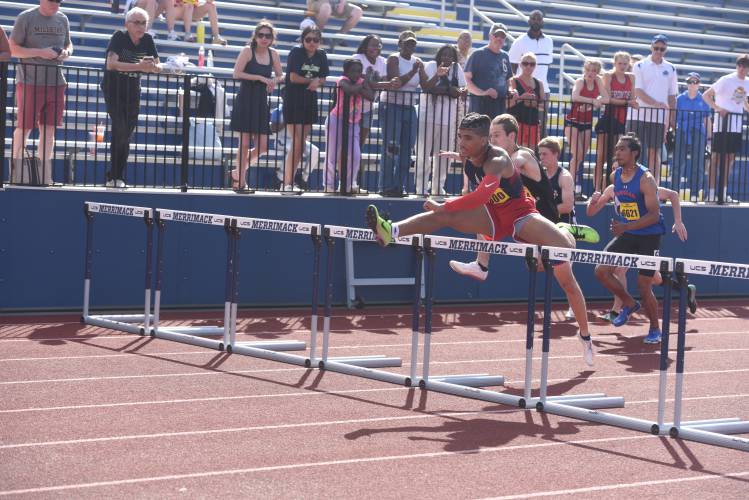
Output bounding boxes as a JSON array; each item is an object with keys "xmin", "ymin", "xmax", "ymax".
[{"xmin": 2, "ymin": 60, "xmax": 747, "ymax": 203}]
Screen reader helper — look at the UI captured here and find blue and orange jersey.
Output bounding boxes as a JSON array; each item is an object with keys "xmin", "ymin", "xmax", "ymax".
[{"xmin": 613, "ymin": 164, "xmax": 665, "ymax": 236}]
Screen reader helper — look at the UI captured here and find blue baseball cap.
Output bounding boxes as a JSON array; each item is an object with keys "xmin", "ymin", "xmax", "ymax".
[
  {"xmin": 686, "ymin": 72, "xmax": 701, "ymax": 82},
  {"xmin": 652, "ymin": 34, "xmax": 668, "ymax": 44}
]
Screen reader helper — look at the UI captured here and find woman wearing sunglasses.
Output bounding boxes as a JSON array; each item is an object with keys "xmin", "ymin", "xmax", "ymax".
[
  {"xmin": 230, "ymin": 21, "xmax": 283, "ymax": 191},
  {"xmin": 507, "ymin": 52, "xmax": 544, "ymax": 149},
  {"xmin": 282, "ymin": 25, "xmax": 329, "ymax": 192}
]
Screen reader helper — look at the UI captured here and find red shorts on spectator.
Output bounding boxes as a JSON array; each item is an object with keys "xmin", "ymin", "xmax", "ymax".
[{"xmin": 16, "ymin": 83, "xmax": 66, "ymax": 129}]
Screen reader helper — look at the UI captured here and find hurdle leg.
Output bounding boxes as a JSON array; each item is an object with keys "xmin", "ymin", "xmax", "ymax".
[
  {"xmin": 152, "ymin": 215, "xmax": 166, "ymax": 333},
  {"xmin": 523, "ymin": 250, "xmax": 538, "ymax": 403},
  {"xmin": 320, "ymin": 234, "xmax": 335, "ymax": 366},
  {"xmin": 142, "ymin": 215, "xmax": 155, "ymax": 335},
  {"xmin": 81, "ymin": 205, "xmax": 95, "ymax": 320},
  {"xmin": 654, "ymin": 268, "xmax": 673, "ymax": 434},
  {"xmin": 307, "ymin": 228, "xmax": 322, "ymax": 367},
  {"xmin": 407, "ymin": 241, "xmax": 423, "ymax": 386}
]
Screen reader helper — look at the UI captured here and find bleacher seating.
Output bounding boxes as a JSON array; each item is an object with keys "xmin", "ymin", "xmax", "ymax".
[{"xmin": 1, "ymin": 0, "xmax": 747, "ymax": 196}]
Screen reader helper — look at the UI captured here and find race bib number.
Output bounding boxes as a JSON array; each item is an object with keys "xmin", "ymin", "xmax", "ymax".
[
  {"xmin": 619, "ymin": 202, "xmax": 640, "ymax": 221},
  {"xmin": 489, "ymin": 187, "xmax": 510, "ymax": 204}
]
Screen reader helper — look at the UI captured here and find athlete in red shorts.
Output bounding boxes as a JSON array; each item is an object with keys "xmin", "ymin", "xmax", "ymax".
[{"xmin": 366, "ymin": 113, "xmax": 594, "ymax": 365}]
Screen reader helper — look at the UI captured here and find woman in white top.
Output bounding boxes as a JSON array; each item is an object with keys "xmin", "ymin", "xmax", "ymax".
[
  {"xmin": 353, "ymin": 34, "xmax": 401, "ymax": 148},
  {"xmin": 415, "ymin": 44, "xmax": 466, "ymax": 195},
  {"xmin": 378, "ymin": 30, "xmax": 428, "ymax": 197}
]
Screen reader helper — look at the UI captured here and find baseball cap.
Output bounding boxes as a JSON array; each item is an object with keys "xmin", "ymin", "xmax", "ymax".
[
  {"xmin": 399, "ymin": 31, "xmax": 417, "ymax": 43},
  {"xmin": 490, "ymin": 23, "xmax": 508, "ymax": 36},
  {"xmin": 652, "ymin": 34, "xmax": 668, "ymax": 44},
  {"xmin": 686, "ymin": 72, "xmax": 700, "ymax": 83}
]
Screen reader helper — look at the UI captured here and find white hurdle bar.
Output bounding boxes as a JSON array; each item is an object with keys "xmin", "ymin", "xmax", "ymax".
[
  {"xmin": 82, "ymin": 202, "xmax": 155, "ymax": 335},
  {"xmin": 316, "ymin": 225, "xmax": 422, "ymax": 386},
  {"xmin": 669, "ymin": 258, "xmax": 749, "ymax": 451},
  {"xmin": 150, "ymin": 209, "xmax": 233, "ymax": 349},
  {"xmin": 536, "ymin": 246, "xmax": 672, "ymax": 434},
  {"xmin": 222, "ymin": 216, "xmax": 323, "ymax": 366},
  {"xmin": 417, "ymin": 235, "xmax": 537, "ymax": 408}
]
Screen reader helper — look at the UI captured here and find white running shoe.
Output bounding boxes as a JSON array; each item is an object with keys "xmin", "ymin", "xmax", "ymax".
[
  {"xmin": 115, "ymin": 179, "xmax": 128, "ymax": 188},
  {"xmin": 167, "ymin": 30, "xmax": 179, "ymax": 41},
  {"xmin": 449, "ymin": 260, "xmax": 488, "ymax": 281},
  {"xmin": 564, "ymin": 306, "xmax": 575, "ymax": 320},
  {"xmin": 578, "ymin": 334, "xmax": 594, "ymax": 367},
  {"xmin": 105, "ymin": 179, "xmax": 116, "ymax": 187}
]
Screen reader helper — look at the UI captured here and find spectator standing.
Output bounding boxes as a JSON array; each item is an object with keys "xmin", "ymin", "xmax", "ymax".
[
  {"xmin": 229, "ymin": 21, "xmax": 283, "ymax": 191},
  {"xmin": 306, "ymin": 1, "xmax": 362, "ymax": 40},
  {"xmin": 673, "ymin": 71, "xmax": 710, "ymax": 198},
  {"xmin": 353, "ymin": 34, "xmax": 399, "ymax": 149},
  {"xmin": 270, "ymin": 104, "xmax": 319, "ymax": 190},
  {"xmin": 594, "ymin": 51, "xmax": 637, "ymax": 192},
  {"xmin": 507, "ymin": 52, "xmax": 544, "ymax": 148},
  {"xmin": 415, "ymin": 44, "xmax": 466, "ymax": 196},
  {"xmin": 626, "ymin": 34, "xmax": 678, "ymax": 181},
  {"xmin": 464, "ymin": 23, "xmax": 512, "ymax": 119},
  {"xmin": 283, "ymin": 25, "xmax": 329, "ymax": 192},
  {"xmin": 324, "ymin": 58, "xmax": 373, "ymax": 193},
  {"xmin": 10, "ymin": 0, "xmax": 73, "ymax": 186},
  {"xmin": 564, "ymin": 58, "xmax": 608, "ymax": 201},
  {"xmin": 0, "ymin": 27, "xmax": 10, "ymax": 61},
  {"xmin": 100, "ymin": 7, "xmax": 159, "ymax": 188},
  {"xmin": 456, "ymin": 30, "xmax": 472, "ymax": 68},
  {"xmin": 702, "ymin": 54, "xmax": 749, "ymax": 202},
  {"xmin": 508, "ymin": 10, "xmax": 553, "ymax": 94},
  {"xmin": 378, "ymin": 30, "xmax": 427, "ymax": 197}
]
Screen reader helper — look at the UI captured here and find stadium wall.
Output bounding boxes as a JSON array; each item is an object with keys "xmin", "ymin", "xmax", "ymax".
[{"xmin": 1, "ymin": 188, "xmax": 748, "ymax": 312}]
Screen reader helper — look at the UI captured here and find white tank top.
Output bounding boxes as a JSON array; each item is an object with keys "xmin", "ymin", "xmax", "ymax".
[{"xmin": 382, "ymin": 54, "xmax": 420, "ymax": 105}]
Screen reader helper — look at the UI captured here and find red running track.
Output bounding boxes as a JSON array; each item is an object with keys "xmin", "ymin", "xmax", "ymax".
[{"xmin": 0, "ymin": 301, "xmax": 747, "ymax": 498}]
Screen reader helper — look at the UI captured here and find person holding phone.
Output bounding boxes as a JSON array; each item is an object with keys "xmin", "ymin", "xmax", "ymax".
[{"xmin": 101, "ymin": 6, "xmax": 160, "ymax": 188}]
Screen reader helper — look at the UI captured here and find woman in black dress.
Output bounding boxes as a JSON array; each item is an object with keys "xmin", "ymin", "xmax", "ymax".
[
  {"xmin": 230, "ymin": 20, "xmax": 283, "ymax": 190},
  {"xmin": 282, "ymin": 25, "xmax": 329, "ymax": 191}
]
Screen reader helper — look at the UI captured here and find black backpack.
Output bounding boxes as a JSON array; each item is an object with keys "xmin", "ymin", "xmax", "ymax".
[{"xmin": 191, "ymin": 82, "xmax": 216, "ymax": 118}]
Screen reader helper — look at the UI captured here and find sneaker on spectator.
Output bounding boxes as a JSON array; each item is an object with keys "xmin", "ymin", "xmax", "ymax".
[
  {"xmin": 167, "ymin": 30, "xmax": 179, "ymax": 41},
  {"xmin": 643, "ymin": 328, "xmax": 662, "ymax": 344},
  {"xmin": 184, "ymin": 34, "xmax": 197, "ymax": 43},
  {"xmin": 293, "ymin": 170, "xmax": 308, "ymax": 191},
  {"xmin": 449, "ymin": 260, "xmax": 488, "ymax": 281},
  {"xmin": 612, "ymin": 301, "xmax": 640, "ymax": 327},
  {"xmin": 212, "ymin": 35, "xmax": 227, "ymax": 46},
  {"xmin": 578, "ymin": 333, "xmax": 594, "ymax": 366},
  {"xmin": 105, "ymin": 179, "xmax": 116, "ymax": 188},
  {"xmin": 564, "ymin": 306, "xmax": 575, "ymax": 320},
  {"xmin": 115, "ymin": 179, "xmax": 128, "ymax": 188}
]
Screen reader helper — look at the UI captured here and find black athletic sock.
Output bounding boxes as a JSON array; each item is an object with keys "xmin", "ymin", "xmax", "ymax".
[
  {"xmin": 477, "ymin": 262, "xmax": 489, "ymax": 272},
  {"xmin": 579, "ymin": 334, "xmax": 591, "ymax": 341}
]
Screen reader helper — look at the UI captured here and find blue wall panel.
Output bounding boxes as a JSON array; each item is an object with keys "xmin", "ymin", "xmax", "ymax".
[{"xmin": 1, "ymin": 188, "xmax": 748, "ymax": 312}]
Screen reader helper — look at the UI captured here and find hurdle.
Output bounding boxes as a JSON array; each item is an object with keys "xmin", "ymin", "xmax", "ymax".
[
  {"xmin": 316, "ymin": 225, "xmax": 421, "ymax": 385},
  {"xmin": 417, "ymin": 235, "xmax": 536, "ymax": 408},
  {"xmin": 221, "ymin": 215, "xmax": 322, "ymax": 366},
  {"xmin": 82, "ymin": 202, "xmax": 155, "ymax": 335},
  {"xmin": 669, "ymin": 258, "xmax": 749, "ymax": 451},
  {"xmin": 536, "ymin": 246, "xmax": 672, "ymax": 435},
  {"xmin": 150, "ymin": 209, "xmax": 233, "ymax": 349}
]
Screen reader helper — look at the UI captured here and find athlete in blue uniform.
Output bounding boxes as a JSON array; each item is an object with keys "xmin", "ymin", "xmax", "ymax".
[{"xmin": 593, "ymin": 133, "xmax": 666, "ymax": 343}]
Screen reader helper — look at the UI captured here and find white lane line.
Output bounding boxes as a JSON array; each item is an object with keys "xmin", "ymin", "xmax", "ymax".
[
  {"xmin": 3, "ymin": 392, "xmax": 748, "ymax": 449},
  {"xmin": 2, "ymin": 355, "xmax": 748, "ymax": 387},
  {"xmin": 0, "ymin": 434, "xmax": 657, "ymax": 496},
  {"xmin": 482, "ymin": 471, "xmax": 749, "ymax": 499}
]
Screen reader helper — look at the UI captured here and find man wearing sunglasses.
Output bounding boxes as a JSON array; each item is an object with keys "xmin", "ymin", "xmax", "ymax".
[
  {"xmin": 9, "ymin": 0, "xmax": 73, "ymax": 186},
  {"xmin": 626, "ymin": 34, "xmax": 678, "ymax": 182}
]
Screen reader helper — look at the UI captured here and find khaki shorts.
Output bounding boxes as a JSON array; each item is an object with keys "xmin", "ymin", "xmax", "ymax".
[{"xmin": 308, "ymin": 0, "xmax": 355, "ymax": 19}]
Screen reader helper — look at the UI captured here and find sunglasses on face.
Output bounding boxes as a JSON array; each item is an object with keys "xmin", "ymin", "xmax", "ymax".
[
  {"xmin": 48, "ymin": 0, "xmax": 62, "ymax": 3},
  {"xmin": 521, "ymin": 61, "xmax": 536, "ymax": 67},
  {"xmin": 304, "ymin": 37, "xmax": 320, "ymax": 43},
  {"xmin": 256, "ymin": 32, "xmax": 273, "ymax": 39},
  {"xmin": 652, "ymin": 46, "xmax": 667, "ymax": 52},
  {"xmin": 687, "ymin": 80, "xmax": 699, "ymax": 85},
  {"xmin": 129, "ymin": 20, "xmax": 148, "ymax": 26}
]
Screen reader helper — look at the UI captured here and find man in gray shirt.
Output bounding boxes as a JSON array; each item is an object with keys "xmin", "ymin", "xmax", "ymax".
[{"xmin": 10, "ymin": 0, "xmax": 73, "ymax": 185}]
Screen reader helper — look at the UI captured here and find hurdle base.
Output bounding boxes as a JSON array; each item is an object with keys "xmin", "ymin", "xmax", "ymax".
[
  {"xmin": 84, "ymin": 315, "xmax": 152, "ymax": 336},
  {"xmin": 318, "ymin": 359, "xmax": 411, "ymax": 386},
  {"xmin": 323, "ymin": 355, "xmax": 403, "ymax": 368},
  {"xmin": 153, "ymin": 327, "xmax": 224, "ymax": 350},
  {"xmin": 228, "ymin": 343, "xmax": 309, "ymax": 367},
  {"xmin": 157, "ymin": 325, "xmax": 224, "ymax": 336},
  {"xmin": 541, "ymin": 400, "xmax": 664, "ymax": 435},
  {"xmin": 421, "ymin": 374, "xmax": 505, "ymax": 388},
  {"xmin": 670, "ymin": 418, "xmax": 749, "ymax": 436},
  {"xmin": 530, "ymin": 394, "xmax": 626, "ymax": 410},
  {"xmin": 235, "ymin": 340, "xmax": 307, "ymax": 352},
  {"xmin": 419, "ymin": 378, "xmax": 524, "ymax": 408},
  {"xmin": 669, "ymin": 425, "xmax": 749, "ymax": 452}
]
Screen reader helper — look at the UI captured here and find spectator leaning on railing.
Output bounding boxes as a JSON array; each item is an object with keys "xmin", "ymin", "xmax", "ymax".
[
  {"xmin": 626, "ymin": 34, "xmax": 678, "ymax": 182},
  {"xmin": 101, "ymin": 7, "xmax": 160, "ymax": 188},
  {"xmin": 464, "ymin": 23, "xmax": 512, "ymax": 120},
  {"xmin": 673, "ymin": 71, "xmax": 710, "ymax": 199},
  {"xmin": 507, "ymin": 52, "xmax": 544, "ymax": 149},
  {"xmin": 10, "ymin": 0, "xmax": 73, "ymax": 186},
  {"xmin": 564, "ymin": 58, "xmax": 608, "ymax": 201},
  {"xmin": 702, "ymin": 54, "xmax": 749, "ymax": 203}
]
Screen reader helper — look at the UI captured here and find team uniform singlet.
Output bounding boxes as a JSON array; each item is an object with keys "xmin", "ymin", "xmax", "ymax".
[
  {"xmin": 464, "ymin": 147, "xmax": 538, "ymax": 241},
  {"xmin": 513, "ymin": 146, "xmax": 559, "ymax": 223},
  {"xmin": 548, "ymin": 167, "xmax": 576, "ymax": 224}
]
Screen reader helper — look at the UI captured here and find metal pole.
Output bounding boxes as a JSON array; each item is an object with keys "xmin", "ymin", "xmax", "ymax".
[
  {"xmin": 420, "ymin": 239, "xmax": 436, "ymax": 384},
  {"xmin": 523, "ymin": 248, "xmax": 538, "ymax": 402},
  {"xmin": 440, "ymin": 0, "xmax": 446, "ymax": 27},
  {"xmin": 539, "ymin": 250, "xmax": 554, "ymax": 405},
  {"xmin": 308, "ymin": 226, "xmax": 322, "ymax": 366},
  {"xmin": 82, "ymin": 203, "xmax": 95, "ymax": 319},
  {"xmin": 656, "ymin": 265, "xmax": 673, "ymax": 431},
  {"xmin": 142, "ymin": 210, "xmax": 154, "ymax": 334},
  {"xmin": 180, "ymin": 74, "xmax": 192, "ymax": 192},
  {"xmin": 409, "ymin": 238, "xmax": 424, "ymax": 385},
  {"xmin": 672, "ymin": 262, "xmax": 689, "ymax": 431},
  {"xmin": 321, "ymin": 231, "xmax": 336, "ymax": 365},
  {"xmin": 468, "ymin": 0, "xmax": 474, "ymax": 31}
]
